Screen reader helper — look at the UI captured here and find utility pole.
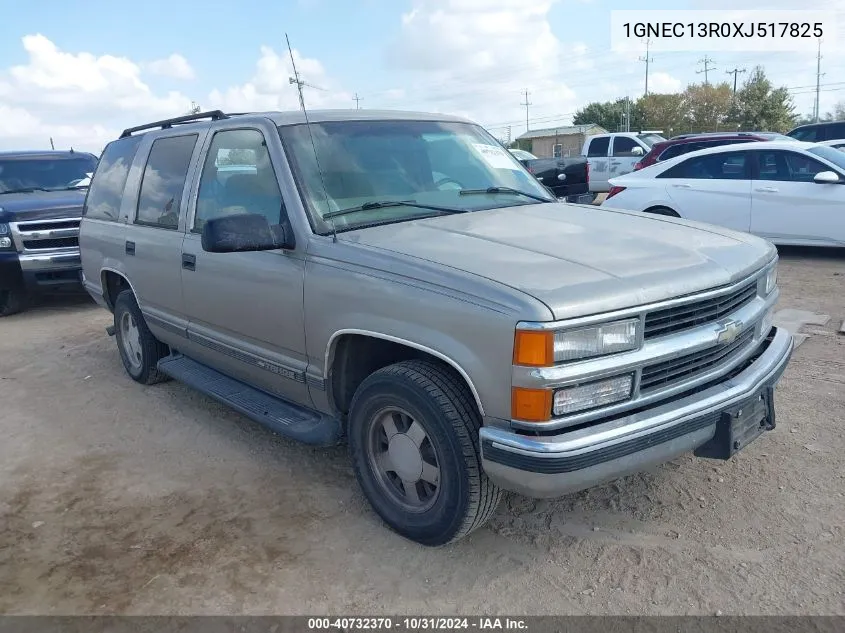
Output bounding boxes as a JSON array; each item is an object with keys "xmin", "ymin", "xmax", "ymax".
[
  {"xmin": 626, "ymin": 96, "xmax": 631, "ymax": 132},
  {"xmin": 726, "ymin": 67, "xmax": 746, "ymax": 95},
  {"xmin": 697, "ymin": 56, "xmax": 716, "ymax": 85},
  {"xmin": 353, "ymin": 93, "xmax": 362, "ymax": 109},
  {"xmin": 520, "ymin": 89, "xmax": 532, "ymax": 133},
  {"xmin": 187, "ymin": 101, "xmax": 201, "ymax": 114},
  {"xmin": 49, "ymin": 137, "xmax": 55, "ymax": 150},
  {"xmin": 639, "ymin": 39, "xmax": 653, "ymax": 96},
  {"xmin": 506, "ymin": 125, "xmax": 512, "ymax": 145},
  {"xmin": 814, "ymin": 39, "xmax": 824, "ymax": 122}
]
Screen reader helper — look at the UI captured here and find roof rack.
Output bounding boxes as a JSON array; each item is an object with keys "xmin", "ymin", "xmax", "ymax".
[{"xmin": 120, "ymin": 110, "xmax": 230, "ymax": 138}]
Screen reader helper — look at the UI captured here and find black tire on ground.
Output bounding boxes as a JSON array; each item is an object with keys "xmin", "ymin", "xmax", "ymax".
[
  {"xmin": 113, "ymin": 289, "xmax": 170, "ymax": 385},
  {"xmin": 348, "ymin": 359, "xmax": 502, "ymax": 546},
  {"xmin": 0, "ymin": 287, "xmax": 27, "ymax": 317},
  {"xmin": 645, "ymin": 206, "xmax": 680, "ymax": 217}
]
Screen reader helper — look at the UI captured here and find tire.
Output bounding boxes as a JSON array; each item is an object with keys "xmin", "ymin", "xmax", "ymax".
[
  {"xmin": 113, "ymin": 290, "xmax": 170, "ymax": 385},
  {"xmin": 645, "ymin": 206, "xmax": 680, "ymax": 217},
  {"xmin": 348, "ymin": 359, "xmax": 502, "ymax": 546},
  {"xmin": 0, "ymin": 287, "xmax": 27, "ymax": 317}
]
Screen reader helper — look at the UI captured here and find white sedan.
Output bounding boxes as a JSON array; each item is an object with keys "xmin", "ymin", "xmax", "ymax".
[{"xmin": 602, "ymin": 140, "xmax": 845, "ymax": 247}]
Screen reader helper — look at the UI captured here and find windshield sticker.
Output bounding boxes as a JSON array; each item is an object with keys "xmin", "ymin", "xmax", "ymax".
[{"xmin": 472, "ymin": 144, "xmax": 521, "ymax": 170}]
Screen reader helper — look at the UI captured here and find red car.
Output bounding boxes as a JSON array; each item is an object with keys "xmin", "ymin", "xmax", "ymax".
[{"xmin": 633, "ymin": 132, "xmax": 794, "ymax": 171}]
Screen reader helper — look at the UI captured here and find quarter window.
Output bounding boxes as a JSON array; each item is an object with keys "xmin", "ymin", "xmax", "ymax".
[
  {"xmin": 84, "ymin": 136, "xmax": 142, "ymax": 221},
  {"xmin": 194, "ymin": 129, "xmax": 284, "ymax": 232},
  {"xmin": 136, "ymin": 135, "xmax": 198, "ymax": 229}
]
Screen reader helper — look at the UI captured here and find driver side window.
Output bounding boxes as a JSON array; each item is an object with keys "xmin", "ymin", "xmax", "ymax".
[{"xmin": 194, "ymin": 129, "xmax": 285, "ymax": 232}]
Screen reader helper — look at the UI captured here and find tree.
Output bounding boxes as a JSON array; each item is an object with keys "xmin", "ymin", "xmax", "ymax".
[
  {"xmin": 636, "ymin": 93, "xmax": 685, "ymax": 133},
  {"xmin": 734, "ymin": 67, "xmax": 795, "ymax": 132},
  {"xmin": 680, "ymin": 82, "xmax": 735, "ymax": 133},
  {"xmin": 573, "ymin": 98, "xmax": 639, "ymax": 132}
]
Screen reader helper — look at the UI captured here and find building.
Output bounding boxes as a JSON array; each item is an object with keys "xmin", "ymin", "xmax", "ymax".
[{"xmin": 513, "ymin": 124, "xmax": 608, "ymax": 158}]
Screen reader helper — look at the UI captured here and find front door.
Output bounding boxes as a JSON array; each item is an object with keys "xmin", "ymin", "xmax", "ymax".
[
  {"xmin": 750, "ymin": 149, "xmax": 845, "ymax": 245},
  {"xmin": 609, "ymin": 136, "xmax": 645, "ymax": 180},
  {"xmin": 179, "ymin": 125, "xmax": 310, "ymax": 406}
]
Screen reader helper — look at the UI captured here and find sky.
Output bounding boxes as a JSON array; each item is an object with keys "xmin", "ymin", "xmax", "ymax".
[{"xmin": 0, "ymin": 0, "xmax": 843, "ymax": 153}]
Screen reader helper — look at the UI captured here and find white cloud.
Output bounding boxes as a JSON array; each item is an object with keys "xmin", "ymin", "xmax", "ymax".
[
  {"xmin": 649, "ymin": 72, "xmax": 683, "ymax": 94},
  {"xmin": 145, "ymin": 54, "xmax": 195, "ymax": 80}
]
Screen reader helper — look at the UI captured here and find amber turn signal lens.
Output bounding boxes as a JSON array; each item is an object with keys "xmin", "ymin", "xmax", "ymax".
[
  {"xmin": 511, "ymin": 387, "xmax": 553, "ymax": 422},
  {"xmin": 513, "ymin": 330, "xmax": 553, "ymax": 367}
]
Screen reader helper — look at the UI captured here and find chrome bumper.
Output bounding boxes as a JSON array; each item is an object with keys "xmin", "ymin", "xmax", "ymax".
[{"xmin": 480, "ymin": 326, "xmax": 793, "ymax": 498}]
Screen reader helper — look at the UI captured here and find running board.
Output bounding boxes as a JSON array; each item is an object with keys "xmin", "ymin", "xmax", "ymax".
[{"xmin": 157, "ymin": 354, "xmax": 342, "ymax": 446}]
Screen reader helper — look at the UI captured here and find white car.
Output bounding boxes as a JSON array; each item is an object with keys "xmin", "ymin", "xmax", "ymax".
[
  {"xmin": 602, "ymin": 140, "xmax": 845, "ymax": 247},
  {"xmin": 818, "ymin": 138, "xmax": 845, "ymax": 151}
]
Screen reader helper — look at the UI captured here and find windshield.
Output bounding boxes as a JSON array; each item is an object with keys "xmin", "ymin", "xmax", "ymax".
[
  {"xmin": 510, "ymin": 149, "xmax": 537, "ymax": 160},
  {"xmin": 278, "ymin": 120, "xmax": 553, "ymax": 234},
  {"xmin": 808, "ymin": 145, "xmax": 845, "ymax": 171},
  {"xmin": 0, "ymin": 155, "xmax": 98, "ymax": 193},
  {"xmin": 637, "ymin": 134, "xmax": 665, "ymax": 147}
]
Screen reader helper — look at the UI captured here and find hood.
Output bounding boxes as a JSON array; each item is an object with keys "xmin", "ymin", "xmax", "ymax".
[
  {"xmin": 340, "ymin": 203, "xmax": 776, "ymax": 320},
  {"xmin": 0, "ymin": 190, "xmax": 86, "ymax": 223}
]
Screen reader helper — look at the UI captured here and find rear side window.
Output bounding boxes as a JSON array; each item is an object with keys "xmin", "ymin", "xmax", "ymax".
[
  {"xmin": 587, "ymin": 137, "xmax": 609, "ymax": 157},
  {"xmin": 658, "ymin": 151, "xmax": 749, "ymax": 180},
  {"xmin": 83, "ymin": 137, "xmax": 142, "ymax": 220},
  {"xmin": 135, "ymin": 135, "xmax": 198, "ymax": 229},
  {"xmin": 658, "ymin": 143, "xmax": 688, "ymax": 161},
  {"xmin": 827, "ymin": 122, "xmax": 845, "ymax": 140}
]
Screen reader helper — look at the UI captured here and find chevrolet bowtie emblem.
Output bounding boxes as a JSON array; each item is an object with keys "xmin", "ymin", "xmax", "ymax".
[{"xmin": 716, "ymin": 319, "xmax": 742, "ymax": 345}]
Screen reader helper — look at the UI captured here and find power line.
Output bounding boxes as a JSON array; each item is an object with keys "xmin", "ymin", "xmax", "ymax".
[
  {"xmin": 725, "ymin": 67, "xmax": 746, "ymax": 95},
  {"xmin": 639, "ymin": 39, "xmax": 653, "ymax": 96},
  {"xmin": 697, "ymin": 56, "xmax": 716, "ymax": 85},
  {"xmin": 520, "ymin": 89, "xmax": 532, "ymax": 133}
]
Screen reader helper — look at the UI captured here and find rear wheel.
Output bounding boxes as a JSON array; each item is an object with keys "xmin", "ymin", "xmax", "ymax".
[
  {"xmin": 113, "ymin": 290, "xmax": 170, "ymax": 385},
  {"xmin": 348, "ymin": 359, "xmax": 502, "ymax": 546},
  {"xmin": 645, "ymin": 206, "xmax": 680, "ymax": 217},
  {"xmin": 0, "ymin": 287, "xmax": 27, "ymax": 317}
]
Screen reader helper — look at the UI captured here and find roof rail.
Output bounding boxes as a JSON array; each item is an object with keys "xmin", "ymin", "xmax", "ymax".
[{"xmin": 120, "ymin": 110, "xmax": 230, "ymax": 138}]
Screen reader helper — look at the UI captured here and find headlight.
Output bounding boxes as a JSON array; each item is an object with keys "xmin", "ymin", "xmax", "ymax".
[
  {"xmin": 553, "ymin": 374, "xmax": 634, "ymax": 416},
  {"xmin": 0, "ymin": 223, "xmax": 9, "ymax": 235},
  {"xmin": 764, "ymin": 263, "xmax": 778, "ymax": 295},
  {"xmin": 554, "ymin": 318, "xmax": 640, "ymax": 362},
  {"xmin": 514, "ymin": 318, "xmax": 641, "ymax": 366}
]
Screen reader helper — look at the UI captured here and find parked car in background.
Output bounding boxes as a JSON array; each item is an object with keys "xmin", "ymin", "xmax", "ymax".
[
  {"xmin": 583, "ymin": 132, "xmax": 665, "ymax": 193},
  {"xmin": 508, "ymin": 148, "xmax": 591, "ymax": 202},
  {"xmin": 634, "ymin": 132, "xmax": 795, "ymax": 171},
  {"xmin": 786, "ymin": 120, "xmax": 845, "ymax": 142},
  {"xmin": 818, "ymin": 138, "xmax": 845, "ymax": 151},
  {"xmin": 80, "ymin": 109, "xmax": 792, "ymax": 546},
  {"xmin": 0, "ymin": 150, "xmax": 98, "ymax": 316},
  {"xmin": 603, "ymin": 140, "xmax": 845, "ymax": 247}
]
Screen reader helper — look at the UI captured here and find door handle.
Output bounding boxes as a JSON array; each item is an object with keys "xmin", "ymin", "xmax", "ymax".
[
  {"xmin": 755, "ymin": 186, "xmax": 779, "ymax": 193},
  {"xmin": 671, "ymin": 183, "xmax": 692, "ymax": 189},
  {"xmin": 182, "ymin": 253, "xmax": 196, "ymax": 271},
  {"xmin": 125, "ymin": 240, "xmax": 135, "ymax": 255}
]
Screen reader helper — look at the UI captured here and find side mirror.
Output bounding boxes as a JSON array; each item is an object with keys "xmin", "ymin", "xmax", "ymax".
[
  {"xmin": 201, "ymin": 213, "xmax": 294, "ymax": 253},
  {"xmin": 631, "ymin": 146, "xmax": 645, "ymax": 156},
  {"xmin": 813, "ymin": 170, "xmax": 840, "ymax": 184}
]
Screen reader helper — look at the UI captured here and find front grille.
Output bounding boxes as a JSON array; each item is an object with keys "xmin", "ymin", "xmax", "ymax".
[
  {"xmin": 640, "ymin": 328, "xmax": 754, "ymax": 393},
  {"xmin": 17, "ymin": 219, "xmax": 80, "ymax": 231},
  {"xmin": 22, "ymin": 237, "xmax": 78, "ymax": 249},
  {"xmin": 644, "ymin": 281, "xmax": 757, "ymax": 339}
]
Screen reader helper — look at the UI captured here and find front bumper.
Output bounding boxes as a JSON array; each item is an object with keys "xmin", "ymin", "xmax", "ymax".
[
  {"xmin": 479, "ymin": 326, "xmax": 793, "ymax": 498},
  {"xmin": 18, "ymin": 250, "xmax": 82, "ymax": 291}
]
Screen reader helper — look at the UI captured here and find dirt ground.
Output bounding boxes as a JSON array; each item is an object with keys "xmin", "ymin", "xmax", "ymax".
[{"xmin": 1, "ymin": 248, "xmax": 844, "ymax": 616}]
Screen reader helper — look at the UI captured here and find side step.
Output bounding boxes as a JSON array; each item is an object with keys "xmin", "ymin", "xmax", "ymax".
[{"xmin": 157, "ymin": 354, "xmax": 342, "ymax": 446}]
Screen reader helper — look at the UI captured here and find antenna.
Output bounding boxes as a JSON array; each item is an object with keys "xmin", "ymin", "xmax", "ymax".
[{"xmin": 286, "ymin": 33, "xmax": 338, "ymax": 242}]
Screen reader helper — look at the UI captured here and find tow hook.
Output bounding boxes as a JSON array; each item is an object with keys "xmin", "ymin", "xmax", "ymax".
[{"xmin": 106, "ymin": 325, "xmax": 116, "ymax": 337}]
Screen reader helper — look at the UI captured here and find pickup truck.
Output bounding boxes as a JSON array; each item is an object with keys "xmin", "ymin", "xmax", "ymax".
[
  {"xmin": 583, "ymin": 132, "xmax": 665, "ymax": 194},
  {"xmin": 0, "ymin": 150, "xmax": 98, "ymax": 316},
  {"xmin": 508, "ymin": 149, "xmax": 592, "ymax": 203},
  {"xmin": 79, "ymin": 109, "xmax": 793, "ymax": 546}
]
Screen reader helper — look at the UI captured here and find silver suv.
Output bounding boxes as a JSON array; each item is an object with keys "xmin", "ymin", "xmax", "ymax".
[{"xmin": 79, "ymin": 109, "xmax": 793, "ymax": 546}]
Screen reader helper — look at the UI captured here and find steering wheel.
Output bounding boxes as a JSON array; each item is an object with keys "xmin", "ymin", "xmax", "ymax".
[{"xmin": 434, "ymin": 177, "xmax": 464, "ymax": 190}]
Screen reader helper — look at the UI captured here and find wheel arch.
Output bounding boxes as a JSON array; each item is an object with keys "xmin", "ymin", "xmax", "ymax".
[{"xmin": 100, "ymin": 267, "xmax": 138, "ymax": 312}]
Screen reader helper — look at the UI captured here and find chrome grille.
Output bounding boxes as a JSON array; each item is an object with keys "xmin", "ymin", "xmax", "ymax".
[
  {"xmin": 644, "ymin": 281, "xmax": 757, "ymax": 339},
  {"xmin": 640, "ymin": 328, "xmax": 755, "ymax": 393},
  {"xmin": 10, "ymin": 218, "xmax": 80, "ymax": 252}
]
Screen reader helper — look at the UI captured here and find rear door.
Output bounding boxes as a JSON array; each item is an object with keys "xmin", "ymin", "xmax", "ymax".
[
  {"xmin": 585, "ymin": 136, "xmax": 610, "ymax": 192},
  {"xmin": 658, "ymin": 150, "xmax": 753, "ymax": 232},
  {"xmin": 749, "ymin": 149, "xmax": 845, "ymax": 245},
  {"xmin": 121, "ymin": 132, "xmax": 205, "ymax": 341}
]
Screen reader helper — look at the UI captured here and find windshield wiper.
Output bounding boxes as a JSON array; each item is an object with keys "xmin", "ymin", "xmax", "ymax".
[
  {"xmin": 324, "ymin": 199, "xmax": 467, "ymax": 220},
  {"xmin": 0, "ymin": 187, "xmax": 51, "ymax": 194},
  {"xmin": 458, "ymin": 186, "xmax": 553, "ymax": 203}
]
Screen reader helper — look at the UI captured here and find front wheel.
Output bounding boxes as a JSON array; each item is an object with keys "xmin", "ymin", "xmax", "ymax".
[
  {"xmin": 0, "ymin": 287, "xmax": 27, "ymax": 317},
  {"xmin": 348, "ymin": 360, "xmax": 502, "ymax": 546}
]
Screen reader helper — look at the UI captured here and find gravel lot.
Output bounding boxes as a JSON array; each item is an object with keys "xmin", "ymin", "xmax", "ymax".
[{"xmin": 1, "ymin": 247, "xmax": 843, "ymax": 615}]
